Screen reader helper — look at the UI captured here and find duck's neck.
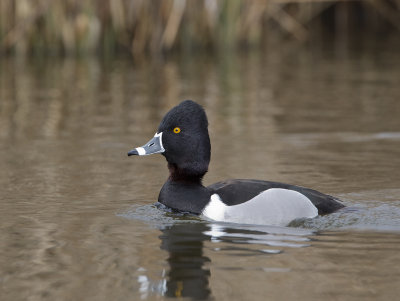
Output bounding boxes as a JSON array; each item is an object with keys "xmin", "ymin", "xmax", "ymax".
[
  {"xmin": 167, "ymin": 162, "xmax": 205, "ymax": 183},
  {"xmin": 158, "ymin": 164, "xmax": 211, "ymax": 214}
]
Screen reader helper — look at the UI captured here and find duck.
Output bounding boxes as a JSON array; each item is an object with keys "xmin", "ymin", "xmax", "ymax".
[{"xmin": 127, "ymin": 100, "xmax": 344, "ymax": 226}]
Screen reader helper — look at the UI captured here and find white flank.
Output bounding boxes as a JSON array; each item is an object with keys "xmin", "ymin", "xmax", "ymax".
[{"xmin": 202, "ymin": 189, "xmax": 318, "ymax": 226}]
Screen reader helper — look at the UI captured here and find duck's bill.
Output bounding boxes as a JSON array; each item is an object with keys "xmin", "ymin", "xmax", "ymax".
[{"xmin": 127, "ymin": 132, "xmax": 165, "ymax": 156}]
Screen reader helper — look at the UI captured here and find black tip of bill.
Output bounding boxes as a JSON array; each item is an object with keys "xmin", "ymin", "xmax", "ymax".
[{"xmin": 127, "ymin": 149, "xmax": 139, "ymax": 156}]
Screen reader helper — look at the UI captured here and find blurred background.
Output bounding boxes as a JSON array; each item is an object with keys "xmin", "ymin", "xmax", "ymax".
[{"xmin": 1, "ymin": 0, "xmax": 399, "ymax": 57}]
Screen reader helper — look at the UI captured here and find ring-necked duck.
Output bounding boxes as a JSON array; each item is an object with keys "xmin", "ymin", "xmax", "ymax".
[{"xmin": 128, "ymin": 100, "xmax": 344, "ymax": 226}]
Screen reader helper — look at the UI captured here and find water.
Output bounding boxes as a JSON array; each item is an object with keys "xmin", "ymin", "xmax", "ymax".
[{"xmin": 1, "ymin": 44, "xmax": 400, "ymax": 300}]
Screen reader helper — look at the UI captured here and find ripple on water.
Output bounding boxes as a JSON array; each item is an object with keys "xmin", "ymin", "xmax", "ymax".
[
  {"xmin": 117, "ymin": 202, "xmax": 203, "ymax": 227},
  {"xmin": 295, "ymin": 190, "xmax": 400, "ymax": 232},
  {"xmin": 118, "ymin": 189, "xmax": 400, "ymax": 262},
  {"xmin": 119, "ymin": 188, "xmax": 400, "ymax": 233},
  {"xmin": 118, "ymin": 202, "xmax": 316, "ymax": 256},
  {"xmin": 119, "ymin": 197, "xmax": 400, "ymax": 300}
]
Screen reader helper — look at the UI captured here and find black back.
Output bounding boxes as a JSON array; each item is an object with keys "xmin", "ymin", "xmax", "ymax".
[{"xmin": 208, "ymin": 179, "xmax": 344, "ymax": 215}]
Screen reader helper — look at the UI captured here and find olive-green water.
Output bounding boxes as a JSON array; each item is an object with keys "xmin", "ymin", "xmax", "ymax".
[{"xmin": 1, "ymin": 45, "xmax": 400, "ymax": 300}]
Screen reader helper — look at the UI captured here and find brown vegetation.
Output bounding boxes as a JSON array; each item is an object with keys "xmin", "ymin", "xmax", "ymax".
[{"xmin": 0, "ymin": 0, "xmax": 399, "ymax": 57}]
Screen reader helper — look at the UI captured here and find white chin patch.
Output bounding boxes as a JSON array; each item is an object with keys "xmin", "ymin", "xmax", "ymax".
[
  {"xmin": 202, "ymin": 189, "xmax": 318, "ymax": 226},
  {"xmin": 136, "ymin": 147, "xmax": 146, "ymax": 155}
]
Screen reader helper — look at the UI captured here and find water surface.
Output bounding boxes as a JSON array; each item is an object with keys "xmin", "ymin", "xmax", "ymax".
[{"xmin": 1, "ymin": 45, "xmax": 400, "ymax": 300}]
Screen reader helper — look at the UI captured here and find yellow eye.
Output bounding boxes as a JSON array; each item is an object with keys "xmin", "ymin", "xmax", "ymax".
[{"xmin": 173, "ymin": 127, "xmax": 181, "ymax": 134}]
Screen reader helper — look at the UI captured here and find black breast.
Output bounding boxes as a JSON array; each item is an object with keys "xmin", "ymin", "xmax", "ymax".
[{"xmin": 158, "ymin": 179, "xmax": 212, "ymax": 214}]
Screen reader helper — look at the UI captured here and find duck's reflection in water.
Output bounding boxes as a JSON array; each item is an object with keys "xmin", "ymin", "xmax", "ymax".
[
  {"xmin": 159, "ymin": 223, "xmax": 211, "ymax": 299},
  {"xmin": 132, "ymin": 203, "xmax": 316, "ymax": 300}
]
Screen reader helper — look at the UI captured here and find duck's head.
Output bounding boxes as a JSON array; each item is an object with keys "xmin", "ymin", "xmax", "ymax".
[{"xmin": 128, "ymin": 100, "xmax": 211, "ymax": 180}]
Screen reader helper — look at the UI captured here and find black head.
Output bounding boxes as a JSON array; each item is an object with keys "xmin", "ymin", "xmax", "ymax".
[{"xmin": 128, "ymin": 100, "xmax": 211, "ymax": 181}]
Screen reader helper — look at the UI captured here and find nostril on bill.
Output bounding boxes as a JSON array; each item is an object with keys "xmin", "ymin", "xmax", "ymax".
[{"xmin": 148, "ymin": 142, "xmax": 155, "ymax": 147}]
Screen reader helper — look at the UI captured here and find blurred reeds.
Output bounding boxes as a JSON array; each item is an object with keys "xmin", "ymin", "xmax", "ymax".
[{"xmin": 0, "ymin": 0, "xmax": 399, "ymax": 57}]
